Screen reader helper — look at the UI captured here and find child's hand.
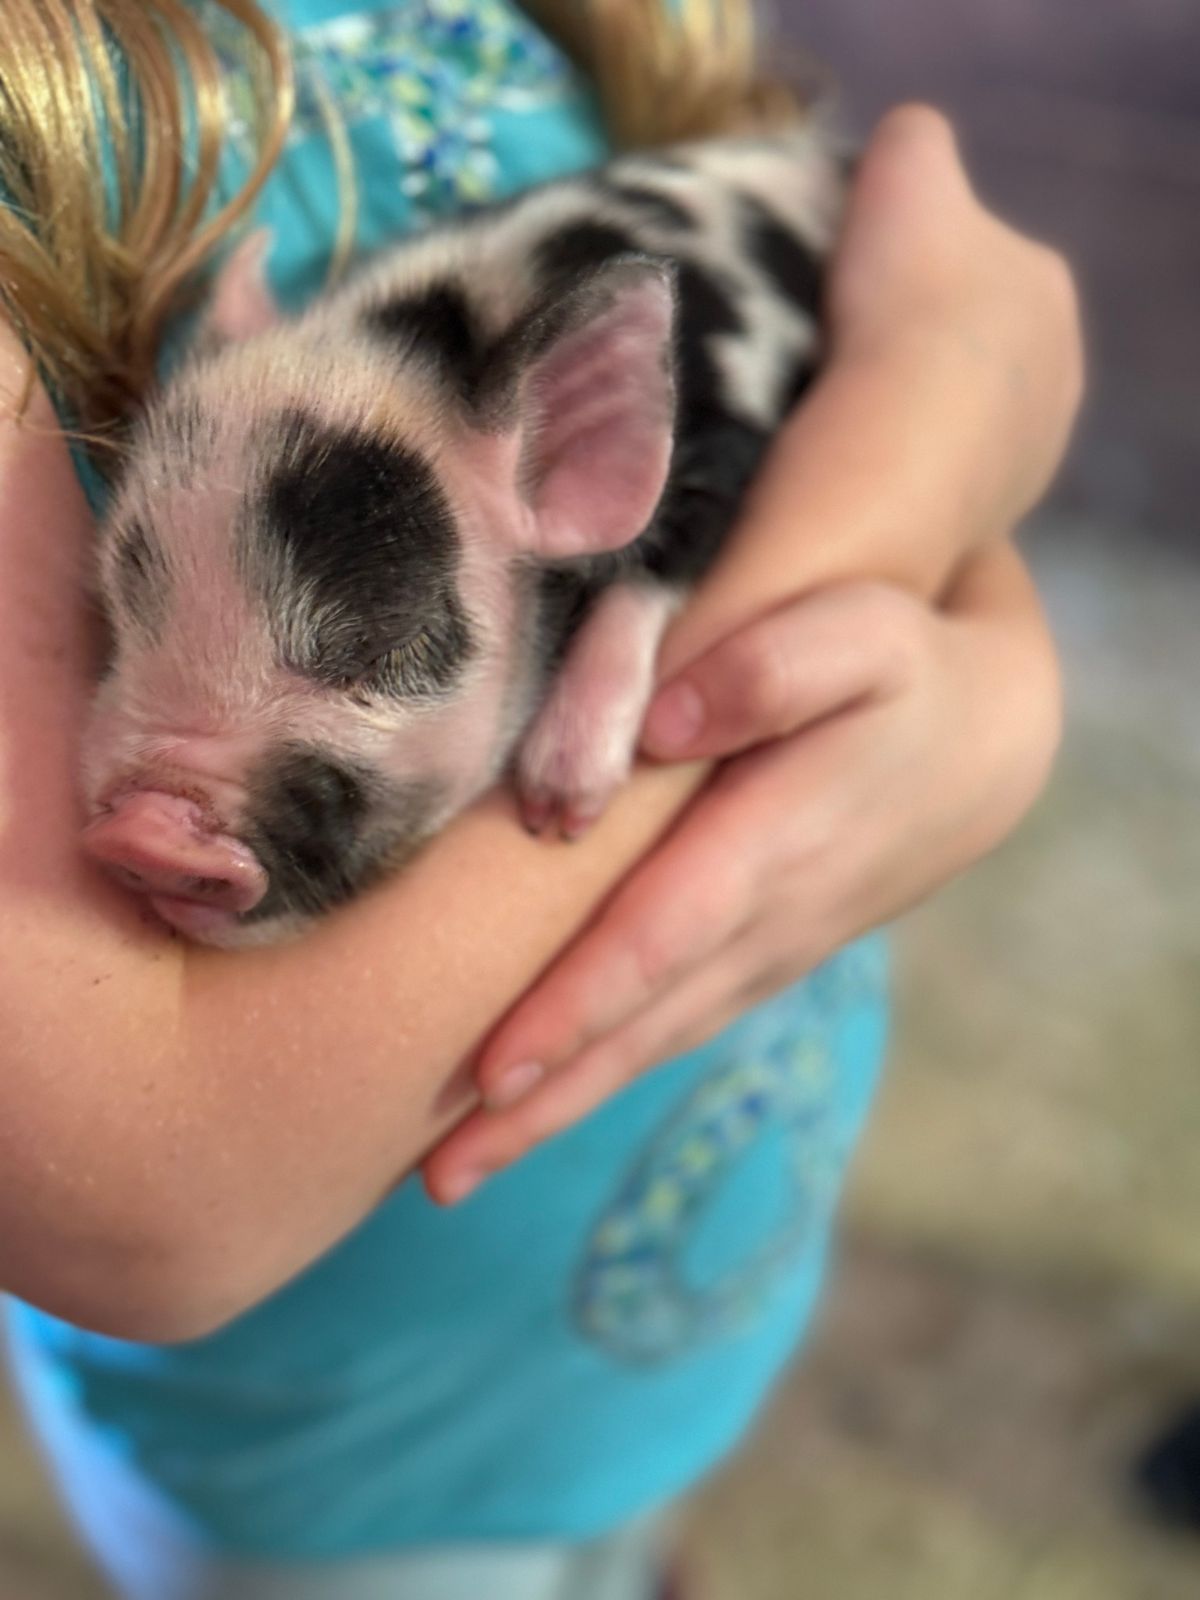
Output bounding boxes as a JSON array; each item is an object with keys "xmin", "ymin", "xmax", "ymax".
[
  {"xmin": 421, "ymin": 106, "xmax": 1080, "ymax": 1204},
  {"xmin": 423, "ymin": 543, "xmax": 1061, "ymax": 1203}
]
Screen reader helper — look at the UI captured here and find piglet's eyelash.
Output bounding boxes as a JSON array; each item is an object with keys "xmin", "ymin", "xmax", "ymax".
[
  {"xmin": 342, "ymin": 631, "xmax": 443, "ymax": 702},
  {"xmin": 359, "ymin": 631, "xmax": 435, "ymax": 677}
]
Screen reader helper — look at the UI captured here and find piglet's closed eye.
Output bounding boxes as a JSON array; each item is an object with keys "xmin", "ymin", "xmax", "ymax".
[{"xmin": 501, "ymin": 257, "xmax": 678, "ymax": 561}]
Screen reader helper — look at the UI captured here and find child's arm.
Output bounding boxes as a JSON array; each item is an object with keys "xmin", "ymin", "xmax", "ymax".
[
  {"xmin": 428, "ymin": 105, "xmax": 1081, "ymax": 1191},
  {"xmin": 0, "ymin": 109, "xmax": 1080, "ymax": 1344},
  {"xmin": 428, "ymin": 541, "xmax": 1062, "ymax": 1194}
]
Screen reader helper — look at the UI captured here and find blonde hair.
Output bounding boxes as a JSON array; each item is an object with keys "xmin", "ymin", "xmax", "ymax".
[
  {"xmin": 528, "ymin": 0, "xmax": 802, "ymax": 149},
  {"xmin": 0, "ymin": 0, "xmax": 804, "ymax": 456}
]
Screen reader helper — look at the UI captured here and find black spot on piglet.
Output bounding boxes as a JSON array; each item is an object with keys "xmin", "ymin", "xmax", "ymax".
[
  {"xmin": 672, "ymin": 259, "xmax": 744, "ymax": 430},
  {"xmin": 244, "ymin": 746, "xmax": 368, "ymax": 921},
  {"xmin": 363, "ymin": 284, "xmax": 488, "ymax": 404},
  {"xmin": 243, "ymin": 745, "xmax": 443, "ymax": 924},
  {"xmin": 535, "ymin": 220, "xmax": 640, "ymax": 290},
  {"xmin": 256, "ymin": 411, "xmax": 473, "ymax": 696},
  {"xmin": 740, "ymin": 196, "xmax": 824, "ymax": 321},
  {"xmin": 603, "ymin": 182, "xmax": 696, "ymax": 233}
]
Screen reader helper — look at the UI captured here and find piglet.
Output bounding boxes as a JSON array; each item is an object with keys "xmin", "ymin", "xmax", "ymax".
[{"xmin": 81, "ymin": 129, "xmax": 842, "ymax": 946}]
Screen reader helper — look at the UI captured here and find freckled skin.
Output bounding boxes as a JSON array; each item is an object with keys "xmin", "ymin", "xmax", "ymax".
[{"xmin": 84, "ymin": 130, "xmax": 843, "ymax": 945}]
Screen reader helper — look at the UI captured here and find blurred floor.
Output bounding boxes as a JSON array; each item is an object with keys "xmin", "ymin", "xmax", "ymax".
[{"xmin": 0, "ymin": 1380, "xmax": 108, "ymax": 1598}]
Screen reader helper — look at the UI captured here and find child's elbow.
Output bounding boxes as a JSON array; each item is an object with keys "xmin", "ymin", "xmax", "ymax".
[
  {"xmin": 4, "ymin": 1240, "xmax": 264, "ymax": 1346},
  {"xmin": 0, "ymin": 1181, "xmax": 266, "ymax": 1346},
  {"xmin": 0, "ymin": 1044, "xmax": 284, "ymax": 1343}
]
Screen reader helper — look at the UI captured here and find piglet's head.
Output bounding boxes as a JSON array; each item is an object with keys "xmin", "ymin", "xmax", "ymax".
[{"xmin": 82, "ymin": 234, "xmax": 678, "ymax": 946}]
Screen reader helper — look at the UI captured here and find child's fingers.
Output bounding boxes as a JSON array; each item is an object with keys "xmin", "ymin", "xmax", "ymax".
[
  {"xmin": 470, "ymin": 780, "xmax": 759, "ymax": 1114},
  {"xmin": 474, "ymin": 585, "xmax": 932, "ymax": 1113},
  {"xmin": 424, "ymin": 959, "xmax": 754, "ymax": 1204},
  {"xmin": 640, "ymin": 581, "xmax": 928, "ymax": 761}
]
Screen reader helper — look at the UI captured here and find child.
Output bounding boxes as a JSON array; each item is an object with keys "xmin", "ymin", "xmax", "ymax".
[{"xmin": 0, "ymin": 3, "xmax": 1078, "ymax": 1597}]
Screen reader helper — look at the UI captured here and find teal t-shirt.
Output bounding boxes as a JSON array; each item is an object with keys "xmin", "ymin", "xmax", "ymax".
[
  {"xmin": 209, "ymin": 0, "xmax": 610, "ymax": 306},
  {"xmin": 9, "ymin": 0, "xmax": 891, "ymax": 1559}
]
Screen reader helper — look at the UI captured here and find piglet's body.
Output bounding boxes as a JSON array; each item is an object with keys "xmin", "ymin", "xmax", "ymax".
[{"xmin": 83, "ymin": 129, "xmax": 842, "ymax": 946}]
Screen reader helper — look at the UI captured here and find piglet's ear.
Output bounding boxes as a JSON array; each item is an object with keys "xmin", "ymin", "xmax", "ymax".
[
  {"xmin": 203, "ymin": 229, "xmax": 279, "ymax": 344},
  {"xmin": 512, "ymin": 257, "xmax": 677, "ymax": 560}
]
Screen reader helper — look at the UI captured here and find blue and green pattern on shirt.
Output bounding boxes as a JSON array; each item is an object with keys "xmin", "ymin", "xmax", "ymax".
[{"xmin": 202, "ymin": 0, "xmax": 608, "ymax": 305}]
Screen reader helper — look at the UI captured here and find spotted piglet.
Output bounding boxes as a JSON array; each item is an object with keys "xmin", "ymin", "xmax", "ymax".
[{"xmin": 80, "ymin": 129, "xmax": 842, "ymax": 946}]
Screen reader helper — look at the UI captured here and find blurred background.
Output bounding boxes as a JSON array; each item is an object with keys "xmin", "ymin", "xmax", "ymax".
[{"xmin": 1, "ymin": 0, "xmax": 1197, "ymax": 1594}]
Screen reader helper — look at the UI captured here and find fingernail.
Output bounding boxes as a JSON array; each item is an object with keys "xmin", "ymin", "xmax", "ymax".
[
  {"xmin": 522, "ymin": 793, "xmax": 553, "ymax": 836},
  {"xmin": 642, "ymin": 680, "xmax": 705, "ymax": 755},
  {"xmin": 441, "ymin": 1165, "xmax": 487, "ymax": 1205},
  {"xmin": 485, "ymin": 1059, "xmax": 545, "ymax": 1110}
]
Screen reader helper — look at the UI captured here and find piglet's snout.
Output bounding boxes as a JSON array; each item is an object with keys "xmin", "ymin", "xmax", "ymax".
[{"xmin": 83, "ymin": 790, "xmax": 268, "ymax": 923}]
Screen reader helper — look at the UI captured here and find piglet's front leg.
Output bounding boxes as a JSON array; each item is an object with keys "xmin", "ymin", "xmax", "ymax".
[{"xmin": 516, "ymin": 581, "xmax": 682, "ymax": 840}]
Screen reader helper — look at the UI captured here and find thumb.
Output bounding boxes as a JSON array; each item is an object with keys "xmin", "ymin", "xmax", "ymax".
[
  {"xmin": 640, "ymin": 581, "xmax": 927, "ymax": 760},
  {"xmin": 830, "ymin": 105, "xmax": 977, "ymax": 341}
]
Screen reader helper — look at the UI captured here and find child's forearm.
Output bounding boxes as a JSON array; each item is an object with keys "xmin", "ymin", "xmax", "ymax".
[{"xmin": 426, "ymin": 109, "xmax": 1083, "ymax": 1193}]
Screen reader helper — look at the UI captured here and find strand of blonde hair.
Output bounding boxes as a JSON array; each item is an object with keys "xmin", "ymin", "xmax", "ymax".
[{"xmin": 0, "ymin": 0, "xmax": 292, "ymax": 449}]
